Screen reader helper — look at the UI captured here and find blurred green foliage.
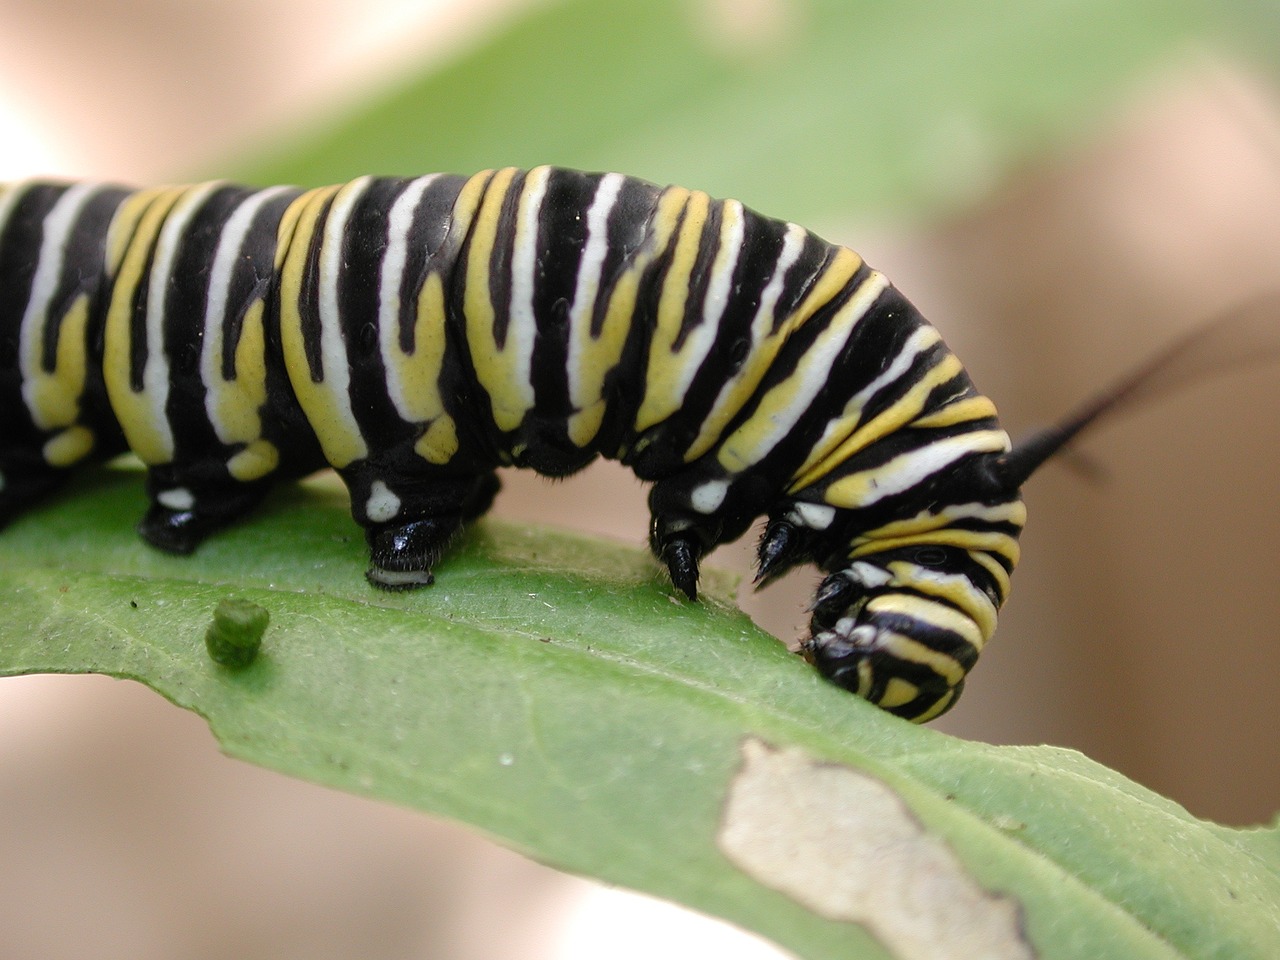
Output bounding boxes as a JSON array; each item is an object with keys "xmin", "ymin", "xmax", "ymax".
[{"xmin": 239, "ymin": 0, "xmax": 1233, "ymax": 229}]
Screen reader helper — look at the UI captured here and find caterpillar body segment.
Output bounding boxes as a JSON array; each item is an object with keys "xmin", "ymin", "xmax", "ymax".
[
  {"xmin": 0, "ymin": 166, "xmax": 1031, "ymax": 721},
  {"xmin": 0, "ymin": 182, "xmax": 131, "ymax": 511}
]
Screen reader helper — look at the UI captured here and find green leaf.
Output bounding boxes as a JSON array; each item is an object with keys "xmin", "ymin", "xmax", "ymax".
[
  {"xmin": 2, "ymin": 464, "xmax": 1278, "ymax": 959},
  {"xmin": 234, "ymin": 0, "xmax": 1235, "ymax": 225}
]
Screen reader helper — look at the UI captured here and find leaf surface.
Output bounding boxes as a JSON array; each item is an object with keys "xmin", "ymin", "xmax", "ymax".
[{"xmin": 2, "ymin": 466, "xmax": 1277, "ymax": 959}]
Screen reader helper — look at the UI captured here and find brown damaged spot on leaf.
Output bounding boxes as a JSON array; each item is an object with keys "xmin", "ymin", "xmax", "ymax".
[{"xmin": 717, "ymin": 738, "xmax": 1036, "ymax": 960}]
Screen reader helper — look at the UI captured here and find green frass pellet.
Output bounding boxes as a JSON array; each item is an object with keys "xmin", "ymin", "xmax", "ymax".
[{"xmin": 205, "ymin": 598, "xmax": 269, "ymax": 668}]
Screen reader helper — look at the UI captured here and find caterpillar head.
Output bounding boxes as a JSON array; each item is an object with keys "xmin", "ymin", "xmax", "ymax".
[
  {"xmin": 801, "ymin": 539, "xmax": 1013, "ymax": 722},
  {"xmin": 749, "ymin": 429, "xmax": 1046, "ymax": 721},
  {"xmin": 779, "ymin": 371, "xmax": 1121, "ymax": 720}
]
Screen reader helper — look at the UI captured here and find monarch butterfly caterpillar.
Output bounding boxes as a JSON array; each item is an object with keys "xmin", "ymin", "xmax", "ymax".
[{"xmin": 0, "ymin": 166, "xmax": 1213, "ymax": 721}]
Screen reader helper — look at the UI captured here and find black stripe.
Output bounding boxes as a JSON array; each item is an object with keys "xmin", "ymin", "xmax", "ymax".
[
  {"xmin": 162, "ymin": 186, "xmax": 235, "ymax": 460},
  {"xmin": 340, "ymin": 178, "xmax": 428, "ymax": 451},
  {"xmin": 590, "ymin": 175, "xmax": 662, "ymax": 339},
  {"xmin": 124, "ymin": 207, "xmax": 164, "ymax": 394},
  {"xmin": 486, "ymin": 169, "xmax": 526, "ymax": 351},
  {"xmin": 46, "ymin": 187, "xmax": 129, "ymax": 373},
  {"xmin": 0, "ymin": 187, "xmax": 63, "ymax": 369},
  {"xmin": 529, "ymin": 168, "xmax": 598, "ymax": 416},
  {"xmin": 298, "ymin": 193, "xmax": 335, "ymax": 383},
  {"xmin": 398, "ymin": 174, "xmax": 467, "ymax": 354},
  {"xmin": 771, "ymin": 231, "xmax": 832, "ymax": 335},
  {"xmin": 670, "ymin": 195, "xmax": 722, "ymax": 351},
  {"xmin": 223, "ymin": 187, "xmax": 301, "ymax": 380}
]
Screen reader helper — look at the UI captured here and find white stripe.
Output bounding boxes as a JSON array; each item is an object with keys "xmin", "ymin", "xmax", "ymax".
[
  {"xmin": 789, "ymin": 501, "xmax": 836, "ymax": 530},
  {"xmin": 859, "ymin": 499, "xmax": 1027, "ymax": 543},
  {"xmin": 378, "ymin": 174, "xmax": 441, "ymax": 422},
  {"xmin": 847, "ymin": 560, "xmax": 893, "ymax": 588},
  {"xmin": 141, "ymin": 182, "xmax": 222, "ymax": 458},
  {"xmin": 507, "ymin": 166, "xmax": 551, "ymax": 412},
  {"xmin": 840, "ymin": 431, "xmax": 1011, "ymax": 506},
  {"xmin": 202, "ymin": 185, "xmax": 293, "ymax": 441},
  {"xmin": 749, "ymin": 222, "xmax": 808, "ymax": 343},
  {"xmin": 665, "ymin": 199, "xmax": 746, "ymax": 407},
  {"xmin": 365, "ymin": 479, "xmax": 401, "ymax": 523},
  {"xmin": 689, "ymin": 222, "xmax": 807, "ymax": 458},
  {"xmin": 18, "ymin": 182, "xmax": 101, "ymax": 428},
  {"xmin": 566, "ymin": 172, "xmax": 624, "ymax": 406},
  {"xmin": 317, "ymin": 177, "xmax": 373, "ymax": 423},
  {"xmin": 157, "ymin": 487, "xmax": 194, "ymax": 510},
  {"xmin": 690, "ymin": 479, "xmax": 729, "ymax": 514},
  {"xmin": 923, "ymin": 500, "xmax": 1025, "ymax": 526},
  {"xmin": 842, "ymin": 324, "xmax": 942, "ymax": 417},
  {"xmin": 793, "ymin": 324, "xmax": 945, "ymax": 484},
  {"xmin": 721, "ymin": 271, "xmax": 890, "ymax": 470},
  {"xmin": 703, "ymin": 201, "xmax": 744, "ymax": 327}
]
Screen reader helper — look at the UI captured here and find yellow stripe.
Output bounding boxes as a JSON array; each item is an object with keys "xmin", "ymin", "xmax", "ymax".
[
  {"xmin": 0, "ymin": 182, "xmax": 27, "ymax": 233},
  {"xmin": 685, "ymin": 244, "xmax": 863, "ymax": 462},
  {"xmin": 879, "ymin": 631, "xmax": 967, "ymax": 689},
  {"xmin": 859, "ymin": 500, "xmax": 1027, "ymax": 542},
  {"xmin": 885, "ymin": 561, "xmax": 998, "ymax": 642},
  {"xmin": 25, "ymin": 291, "xmax": 90, "ymax": 431},
  {"xmin": 19, "ymin": 185, "xmax": 107, "ymax": 443},
  {"xmin": 275, "ymin": 186, "xmax": 313, "ymax": 270},
  {"xmin": 207, "ymin": 296, "xmax": 268, "ymax": 446},
  {"xmin": 414, "ymin": 416, "xmax": 460, "ymax": 465},
  {"xmin": 409, "ymin": 272, "xmax": 460, "ymax": 464},
  {"xmin": 211, "ymin": 297, "xmax": 279, "ymax": 482},
  {"xmin": 849, "ymin": 528, "xmax": 1022, "ymax": 569},
  {"xmin": 568, "ymin": 186, "xmax": 688, "ymax": 448},
  {"xmin": 855, "ymin": 660, "xmax": 875, "ymax": 699},
  {"xmin": 464, "ymin": 167, "xmax": 527, "ymax": 433},
  {"xmin": 277, "ymin": 183, "xmax": 369, "ymax": 469},
  {"xmin": 909, "ymin": 688, "xmax": 958, "ymax": 723},
  {"xmin": 392, "ymin": 269, "xmax": 451, "ymax": 426},
  {"xmin": 379, "ymin": 176, "xmax": 444, "ymax": 431},
  {"xmin": 788, "ymin": 325, "xmax": 943, "ymax": 485},
  {"xmin": 42, "ymin": 425, "xmax": 95, "ymax": 467},
  {"xmin": 496, "ymin": 165, "xmax": 549, "ymax": 430},
  {"xmin": 789, "ymin": 352, "xmax": 963, "ymax": 491},
  {"xmin": 877, "ymin": 677, "xmax": 920, "ymax": 710},
  {"xmin": 200, "ymin": 186, "xmax": 296, "ymax": 479},
  {"xmin": 910, "ymin": 395, "xmax": 999, "ymax": 430},
  {"xmin": 102, "ymin": 185, "xmax": 188, "ymax": 465},
  {"xmin": 633, "ymin": 189, "xmax": 712, "ymax": 432},
  {"xmin": 405, "ymin": 173, "xmax": 493, "ymax": 462},
  {"xmin": 971, "ymin": 550, "xmax": 1013, "ymax": 603},
  {"xmin": 869, "ymin": 604, "xmax": 975, "ymax": 682},
  {"xmin": 717, "ymin": 272, "xmax": 885, "ymax": 473},
  {"xmin": 104, "ymin": 186, "xmax": 172, "ymax": 277},
  {"xmin": 226, "ymin": 439, "xmax": 279, "ymax": 482},
  {"xmin": 823, "ymin": 429, "xmax": 1009, "ymax": 509}
]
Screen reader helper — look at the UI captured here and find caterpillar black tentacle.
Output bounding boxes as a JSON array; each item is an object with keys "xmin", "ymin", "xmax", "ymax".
[{"xmin": 3, "ymin": 164, "xmax": 1148, "ymax": 722}]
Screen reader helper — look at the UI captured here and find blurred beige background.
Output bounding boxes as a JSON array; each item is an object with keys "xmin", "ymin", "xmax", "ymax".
[{"xmin": 2, "ymin": 0, "xmax": 1278, "ymax": 956}]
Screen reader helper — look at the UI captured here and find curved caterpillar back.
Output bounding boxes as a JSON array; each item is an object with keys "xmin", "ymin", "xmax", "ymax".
[{"xmin": 0, "ymin": 166, "xmax": 1030, "ymax": 721}]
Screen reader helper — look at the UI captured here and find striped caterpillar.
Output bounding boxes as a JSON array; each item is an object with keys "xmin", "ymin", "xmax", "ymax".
[{"xmin": 1, "ymin": 165, "xmax": 1112, "ymax": 721}]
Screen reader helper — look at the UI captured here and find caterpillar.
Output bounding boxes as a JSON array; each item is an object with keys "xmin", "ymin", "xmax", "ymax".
[{"xmin": 0, "ymin": 165, "xmax": 1123, "ymax": 721}]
